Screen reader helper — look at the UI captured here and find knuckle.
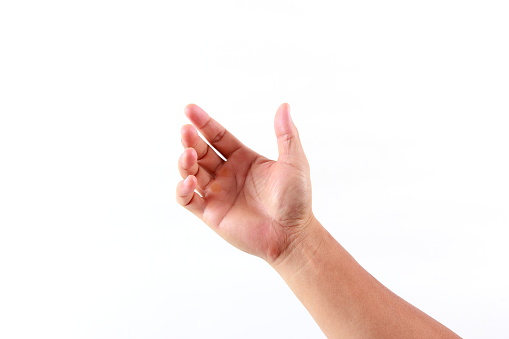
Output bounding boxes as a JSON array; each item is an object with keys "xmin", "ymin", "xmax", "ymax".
[
  {"xmin": 198, "ymin": 144, "xmax": 209, "ymax": 160},
  {"xmin": 176, "ymin": 192, "xmax": 190, "ymax": 207},
  {"xmin": 211, "ymin": 128, "xmax": 226, "ymax": 144}
]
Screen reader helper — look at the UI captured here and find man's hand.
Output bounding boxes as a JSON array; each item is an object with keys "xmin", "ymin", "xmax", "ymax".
[
  {"xmin": 176, "ymin": 104, "xmax": 461, "ymax": 338},
  {"xmin": 176, "ymin": 103, "xmax": 315, "ymax": 263}
]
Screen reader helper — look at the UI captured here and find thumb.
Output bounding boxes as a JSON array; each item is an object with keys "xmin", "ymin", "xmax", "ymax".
[{"xmin": 274, "ymin": 103, "xmax": 306, "ymax": 162}]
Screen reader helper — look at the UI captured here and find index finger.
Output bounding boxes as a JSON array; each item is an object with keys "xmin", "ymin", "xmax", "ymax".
[{"xmin": 184, "ymin": 104, "xmax": 244, "ymax": 159}]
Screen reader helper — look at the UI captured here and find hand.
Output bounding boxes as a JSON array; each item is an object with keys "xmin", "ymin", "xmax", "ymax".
[
  {"xmin": 176, "ymin": 103, "xmax": 315, "ymax": 263},
  {"xmin": 176, "ymin": 104, "xmax": 461, "ymax": 339}
]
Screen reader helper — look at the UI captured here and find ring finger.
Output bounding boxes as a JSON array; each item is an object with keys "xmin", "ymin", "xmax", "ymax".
[{"xmin": 178, "ymin": 148, "xmax": 213, "ymax": 194}]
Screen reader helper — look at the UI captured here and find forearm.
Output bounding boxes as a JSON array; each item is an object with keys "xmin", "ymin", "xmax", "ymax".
[
  {"xmin": 271, "ymin": 218, "xmax": 459, "ymax": 339},
  {"xmin": 178, "ymin": 104, "xmax": 460, "ymax": 337}
]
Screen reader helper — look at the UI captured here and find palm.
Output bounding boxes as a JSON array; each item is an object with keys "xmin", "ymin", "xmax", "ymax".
[{"xmin": 177, "ymin": 104, "xmax": 312, "ymax": 262}]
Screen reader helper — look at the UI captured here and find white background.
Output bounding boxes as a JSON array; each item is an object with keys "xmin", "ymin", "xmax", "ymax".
[{"xmin": 1, "ymin": 1, "xmax": 508, "ymax": 338}]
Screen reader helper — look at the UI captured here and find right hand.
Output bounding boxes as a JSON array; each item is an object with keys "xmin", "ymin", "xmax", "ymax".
[{"xmin": 176, "ymin": 103, "xmax": 316, "ymax": 263}]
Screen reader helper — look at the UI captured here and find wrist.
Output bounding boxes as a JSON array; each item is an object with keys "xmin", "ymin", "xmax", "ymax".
[{"xmin": 270, "ymin": 216, "xmax": 329, "ymax": 273}]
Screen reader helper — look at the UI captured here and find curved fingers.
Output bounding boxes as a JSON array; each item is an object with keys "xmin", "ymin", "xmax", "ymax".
[
  {"xmin": 181, "ymin": 124, "xmax": 223, "ymax": 174},
  {"xmin": 185, "ymin": 104, "xmax": 244, "ymax": 159},
  {"xmin": 178, "ymin": 148, "xmax": 213, "ymax": 193},
  {"xmin": 176, "ymin": 175, "xmax": 206, "ymax": 219}
]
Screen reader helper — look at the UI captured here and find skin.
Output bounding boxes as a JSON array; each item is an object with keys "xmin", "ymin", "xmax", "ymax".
[{"xmin": 176, "ymin": 103, "xmax": 460, "ymax": 338}]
